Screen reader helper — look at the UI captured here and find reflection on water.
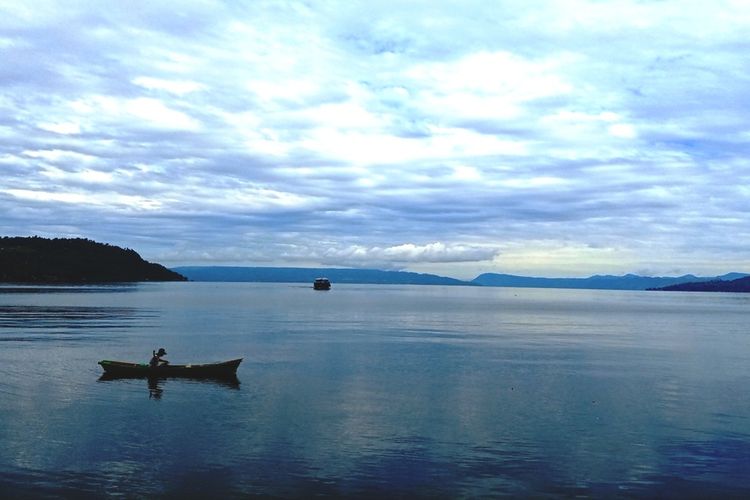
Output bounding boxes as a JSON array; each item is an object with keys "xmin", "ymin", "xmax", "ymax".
[
  {"xmin": 148, "ymin": 377, "xmax": 162, "ymax": 399},
  {"xmin": 0, "ymin": 305, "xmax": 156, "ymax": 343},
  {"xmin": 0, "ymin": 306, "xmax": 149, "ymax": 329},
  {"xmin": 0, "ymin": 284, "xmax": 140, "ymax": 294},
  {"xmin": 97, "ymin": 374, "xmax": 241, "ymax": 399},
  {"xmin": 0, "ymin": 284, "xmax": 153, "ymax": 342}
]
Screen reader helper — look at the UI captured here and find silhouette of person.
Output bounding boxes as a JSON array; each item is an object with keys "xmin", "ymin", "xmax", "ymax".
[{"xmin": 150, "ymin": 347, "xmax": 169, "ymax": 368}]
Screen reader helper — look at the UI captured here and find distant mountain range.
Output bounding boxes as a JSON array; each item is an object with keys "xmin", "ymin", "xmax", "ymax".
[
  {"xmin": 4, "ymin": 236, "xmax": 743, "ymax": 291},
  {"xmin": 172, "ymin": 266, "xmax": 750, "ymax": 291},
  {"xmin": 172, "ymin": 266, "xmax": 469, "ymax": 286},
  {"xmin": 472, "ymin": 272, "xmax": 750, "ymax": 290}
]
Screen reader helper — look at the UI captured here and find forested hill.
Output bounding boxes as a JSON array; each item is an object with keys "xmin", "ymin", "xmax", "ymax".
[
  {"xmin": 0, "ymin": 237, "xmax": 186, "ymax": 283},
  {"xmin": 650, "ymin": 275, "xmax": 750, "ymax": 292}
]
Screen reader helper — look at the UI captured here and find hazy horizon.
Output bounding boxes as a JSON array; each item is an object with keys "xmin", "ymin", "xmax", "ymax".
[{"xmin": 172, "ymin": 263, "xmax": 749, "ymax": 282}]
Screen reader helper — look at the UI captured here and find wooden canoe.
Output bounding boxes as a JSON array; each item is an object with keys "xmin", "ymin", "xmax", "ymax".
[{"xmin": 98, "ymin": 358, "xmax": 242, "ymax": 379}]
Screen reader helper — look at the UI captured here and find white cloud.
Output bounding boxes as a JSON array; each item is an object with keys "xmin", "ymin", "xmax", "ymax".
[
  {"xmin": 38, "ymin": 166, "xmax": 114, "ymax": 184},
  {"xmin": 451, "ymin": 165, "xmax": 481, "ymax": 182},
  {"xmin": 126, "ymin": 98, "xmax": 201, "ymax": 131},
  {"xmin": 406, "ymin": 51, "xmax": 575, "ymax": 124},
  {"xmin": 500, "ymin": 176, "xmax": 567, "ymax": 189},
  {"xmin": 608, "ymin": 123, "xmax": 637, "ymax": 139},
  {"xmin": 37, "ymin": 122, "xmax": 81, "ymax": 135},
  {"xmin": 3, "ymin": 188, "xmax": 162, "ymax": 211},
  {"xmin": 321, "ymin": 242, "xmax": 500, "ymax": 266},
  {"xmin": 67, "ymin": 96, "xmax": 201, "ymax": 131},
  {"xmin": 132, "ymin": 77, "xmax": 206, "ymax": 95},
  {"xmin": 22, "ymin": 149, "xmax": 97, "ymax": 164}
]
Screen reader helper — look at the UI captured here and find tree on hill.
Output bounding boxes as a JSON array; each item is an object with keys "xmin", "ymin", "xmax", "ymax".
[
  {"xmin": 0, "ymin": 236, "xmax": 186, "ymax": 283},
  {"xmin": 650, "ymin": 275, "xmax": 750, "ymax": 292}
]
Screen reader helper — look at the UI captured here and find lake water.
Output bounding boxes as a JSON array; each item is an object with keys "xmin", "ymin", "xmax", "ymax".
[{"xmin": 0, "ymin": 282, "xmax": 749, "ymax": 498}]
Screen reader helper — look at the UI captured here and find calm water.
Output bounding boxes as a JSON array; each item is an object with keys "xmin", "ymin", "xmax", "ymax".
[{"xmin": 0, "ymin": 282, "xmax": 749, "ymax": 498}]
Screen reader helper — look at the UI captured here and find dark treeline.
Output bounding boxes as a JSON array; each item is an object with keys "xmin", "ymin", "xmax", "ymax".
[
  {"xmin": 0, "ymin": 236, "xmax": 186, "ymax": 283},
  {"xmin": 650, "ymin": 275, "xmax": 750, "ymax": 292}
]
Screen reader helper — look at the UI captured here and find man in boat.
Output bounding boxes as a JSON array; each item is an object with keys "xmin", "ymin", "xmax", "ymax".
[{"xmin": 149, "ymin": 348, "xmax": 169, "ymax": 368}]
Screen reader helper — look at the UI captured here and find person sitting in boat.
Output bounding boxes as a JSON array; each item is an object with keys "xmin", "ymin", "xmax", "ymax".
[{"xmin": 149, "ymin": 348, "xmax": 169, "ymax": 368}]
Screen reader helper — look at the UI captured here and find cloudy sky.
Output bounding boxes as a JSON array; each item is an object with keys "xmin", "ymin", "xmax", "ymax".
[{"xmin": 2, "ymin": 1, "xmax": 749, "ymax": 279}]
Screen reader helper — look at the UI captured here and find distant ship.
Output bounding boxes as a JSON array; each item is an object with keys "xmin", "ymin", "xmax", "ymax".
[{"xmin": 313, "ymin": 277, "xmax": 331, "ymax": 290}]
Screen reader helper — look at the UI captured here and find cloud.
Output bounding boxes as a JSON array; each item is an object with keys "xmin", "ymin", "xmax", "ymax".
[
  {"xmin": 320, "ymin": 242, "xmax": 500, "ymax": 268},
  {"xmin": 1, "ymin": 0, "xmax": 750, "ymax": 277},
  {"xmin": 132, "ymin": 77, "xmax": 206, "ymax": 95}
]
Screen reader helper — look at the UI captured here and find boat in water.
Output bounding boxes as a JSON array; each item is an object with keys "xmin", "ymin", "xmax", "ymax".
[
  {"xmin": 98, "ymin": 358, "xmax": 242, "ymax": 379},
  {"xmin": 313, "ymin": 277, "xmax": 331, "ymax": 290}
]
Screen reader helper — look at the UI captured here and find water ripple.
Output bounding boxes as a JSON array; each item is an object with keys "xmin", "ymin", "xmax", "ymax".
[{"xmin": 0, "ymin": 305, "xmax": 156, "ymax": 334}]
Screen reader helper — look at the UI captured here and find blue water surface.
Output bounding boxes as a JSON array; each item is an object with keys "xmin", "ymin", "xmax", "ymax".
[{"xmin": 0, "ymin": 282, "xmax": 749, "ymax": 497}]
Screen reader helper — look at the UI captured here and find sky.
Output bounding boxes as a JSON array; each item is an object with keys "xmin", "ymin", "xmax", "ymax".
[{"xmin": 2, "ymin": 0, "xmax": 750, "ymax": 279}]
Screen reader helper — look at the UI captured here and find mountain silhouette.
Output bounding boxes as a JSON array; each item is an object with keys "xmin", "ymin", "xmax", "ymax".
[
  {"xmin": 0, "ymin": 236, "xmax": 186, "ymax": 283},
  {"xmin": 649, "ymin": 275, "xmax": 750, "ymax": 292}
]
